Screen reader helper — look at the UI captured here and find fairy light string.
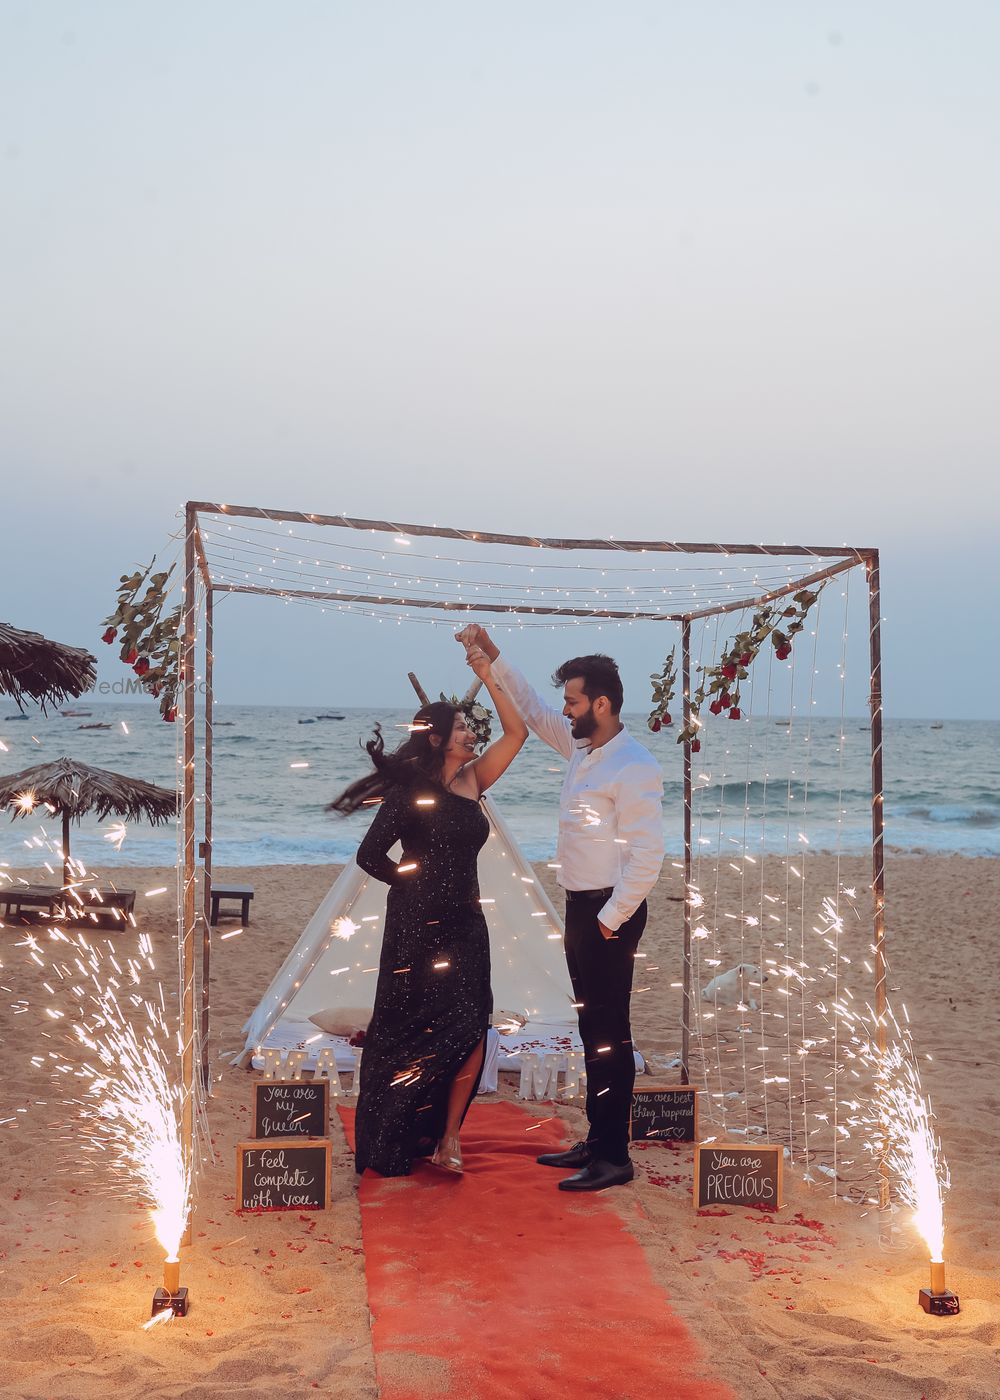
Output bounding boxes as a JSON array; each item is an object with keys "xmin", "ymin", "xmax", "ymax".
[{"xmin": 831, "ymin": 575, "xmax": 852, "ymax": 1192}]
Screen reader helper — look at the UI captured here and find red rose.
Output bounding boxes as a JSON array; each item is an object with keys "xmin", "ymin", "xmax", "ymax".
[
  {"xmin": 134, "ymin": 658, "xmax": 150, "ymax": 676},
  {"xmin": 650, "ymin": 718, "xmax": 662, "ymax": 732},
  {"xmin": 125, "ymin": 649, "xmax": 138, "ymax": 665},
  {"xmin": 691, "ymin": 738, "xmax": 702, "ymax": 752},
  {"xmin": 775, "ymin": 645, "xmax": 791, "ymax": 660},
  {"xmin": 164, "ymin": 706, "xmax": 177, "ymax": 723},
  {"xmin": 722, "ymin": 663, "xmax": 738, "ymax": 681},
  {"xmin": 720, "ymin": 691, "xmax": 732, "ymax": 708},
  {"xmin": 709, "ymin": 700, "xmax": 723, "ymax": 716},
  {"xmin": 663, "ymin": 713, "xmax": 672, "ymax": 726},
  {"xmin": 729, "ymin": 706, "xmax": 741, "ymax": 720},
  {"xmin": 739, "ymin": 652, "xmax": 752, "ymax": 666},
  {"xmin": 102, "ymin": 627, "xmax": 117, "ymax": 644}
]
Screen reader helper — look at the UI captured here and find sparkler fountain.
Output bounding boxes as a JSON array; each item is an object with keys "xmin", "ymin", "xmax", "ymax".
[
  {"xmin": 10, "ymin": 829, "xmax": 195, "ymax": 1323},
  {"xmin": 68, "ymin": 930, "xmax": 194, "ymax": 1318},
  {"xmin": 877, "ymin": 1044, "xmax": 959, "ymax": 1316}
]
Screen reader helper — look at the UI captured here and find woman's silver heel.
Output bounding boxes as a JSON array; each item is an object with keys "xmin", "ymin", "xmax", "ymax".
[{"xmin": 430, "ymin": 1132, "xmax": 464, "ymax": 1174}]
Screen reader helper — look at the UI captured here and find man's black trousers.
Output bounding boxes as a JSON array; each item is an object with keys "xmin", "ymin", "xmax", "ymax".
[{"xmin": 563, "ymin": 896, "xmax": 647, "ymax": 1166}]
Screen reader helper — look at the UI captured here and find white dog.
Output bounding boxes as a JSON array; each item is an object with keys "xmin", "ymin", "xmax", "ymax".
[{"xmin": 700, "ymin": 963, "xmax": 768, "ymax": 1011}]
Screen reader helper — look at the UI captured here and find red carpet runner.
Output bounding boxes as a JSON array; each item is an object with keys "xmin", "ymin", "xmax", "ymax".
[{"xmin": 338, "ymin": 1101, "xmax": 732, "ymax": 1400}]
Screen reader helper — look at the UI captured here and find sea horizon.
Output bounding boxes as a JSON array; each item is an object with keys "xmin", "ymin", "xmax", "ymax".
[
  {"xmin": 2, "ymin": 703, "xmax": 997, "ymax": 868},
  {"xmin": 31, "ymin": 698, "xmax": 992, "ymax": 725}
]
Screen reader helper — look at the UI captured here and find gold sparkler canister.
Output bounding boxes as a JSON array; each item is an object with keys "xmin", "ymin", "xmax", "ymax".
[
  {"xmin": 929, "ymin": 1260, "xmax": 946, "ymax": 1295},
  {"xmin": 163, "ymin": 1258, "xmax": 181, "ymax": 1294}
]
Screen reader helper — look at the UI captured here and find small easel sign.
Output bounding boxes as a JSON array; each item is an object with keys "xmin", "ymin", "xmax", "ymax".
[
  {"xmin": 253, "ymin": 1079, "xmax": 329, "ymax": 1139},
  {"xmin": 630, "ymin": 1085, "xmax": 699, "ymax": 1143},
  {"xmin": 237, "ymin": 1140, "xmax": 331, "ymax": 1211},
  {"xmin": 693, "ymin": 1143, "xmax": 783, "ymax": 1210}
]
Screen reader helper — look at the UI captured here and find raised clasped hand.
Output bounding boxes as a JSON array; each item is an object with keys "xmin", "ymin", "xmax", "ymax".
[
  {"xmin": 464, "ymin": 644, "xmax": 492, "ymax": 681},
  {"xmin": 454, "ymin": 624, "xmax": 483, "ymax": 651}
]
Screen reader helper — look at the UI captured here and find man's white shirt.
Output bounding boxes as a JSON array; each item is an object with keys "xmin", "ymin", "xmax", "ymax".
[{"xmin": 492, "ymin": 656, "xmax": 665, "ymax": 931}]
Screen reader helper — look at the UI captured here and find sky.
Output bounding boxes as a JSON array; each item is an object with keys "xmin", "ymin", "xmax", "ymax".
[{"xmin": 2, "ymin": 2, "xmax": 998, "ymax": 718}]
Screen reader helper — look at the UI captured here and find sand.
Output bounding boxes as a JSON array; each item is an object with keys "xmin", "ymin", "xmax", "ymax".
[{"xmin": 1, "ymin": 853, "xmax": 998, "ymax": 1400}]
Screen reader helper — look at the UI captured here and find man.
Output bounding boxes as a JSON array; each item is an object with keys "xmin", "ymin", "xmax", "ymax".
[{"xmin": 456, "ymin": 625, "xmax": 664, "ymax": 1192}]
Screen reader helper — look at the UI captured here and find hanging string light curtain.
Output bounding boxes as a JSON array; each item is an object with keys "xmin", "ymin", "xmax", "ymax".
[{"xmin": 191, "ymin": 502, "xmax": 866, "ymax": 627}]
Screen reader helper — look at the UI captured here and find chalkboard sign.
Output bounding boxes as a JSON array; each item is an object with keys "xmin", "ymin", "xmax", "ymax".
[
  {"xmin": 253, "ymin": 1079, "xmax": 329, "ymax": 1139},
  {"xmin": 693, "ymin": 1143, "xmax": 783, "ymax": 1210},
  {"xmin": 237, "ymin": 1140, "xmax": 331, "ymax": 1211},
  {"xmin": 631, "ymin": 1086, "xmax": 699, "ymax": 1143}
]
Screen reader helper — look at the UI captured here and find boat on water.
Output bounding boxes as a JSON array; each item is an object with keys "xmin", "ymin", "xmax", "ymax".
[
  {"xmin": 930, "ymin": 722, "xmax": 944, "ymax": 730},
  {"xmin": 5, "ymin": 714, "xmax": 30, "ymax": 721},
  {"xmin": 79, "ymin": 722, "xmax": 112, "ymax": 730},
  {"xmin": 61, "ymin": 709, "xmax": 92, "ymax": 717},
  {"xmin": 298, "ymin": 718, "xmax": 316, "ymax": 724},
  {"xmin": 316, "ymin": 713, "xmax": 345, "ymax": 720}
]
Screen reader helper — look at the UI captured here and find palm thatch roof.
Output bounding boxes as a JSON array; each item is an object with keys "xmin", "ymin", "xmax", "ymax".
[
  {"xmin": 0, "ymin": 622, "xmax": 97, "ymax": 712},
  {"xmin": 0, "ymin": 757, "xmax": 175, "ymax": 824}
]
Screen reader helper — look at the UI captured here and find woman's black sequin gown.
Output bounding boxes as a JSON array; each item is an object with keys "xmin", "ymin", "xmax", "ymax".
[{"xmin": 353, "ymin": 784, "xmax": 491, "ymax": 1176}]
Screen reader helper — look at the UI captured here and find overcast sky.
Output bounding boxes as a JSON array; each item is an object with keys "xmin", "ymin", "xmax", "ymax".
[{"xmin": 2, "ymin": 2, "xmax": 997, "ymax": 718}]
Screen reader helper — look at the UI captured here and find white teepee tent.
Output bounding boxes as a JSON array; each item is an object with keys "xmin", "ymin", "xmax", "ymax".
[{"xmin": 237, "ymin": 792, "xmax": 576, "ymax": 1068}]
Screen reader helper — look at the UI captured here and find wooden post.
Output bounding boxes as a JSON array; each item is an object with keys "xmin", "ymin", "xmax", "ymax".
[
  {"xmin": 62, "ymin": 807, "xmax": 71, "ymax": 894},
  {"xmin": 866, "ymin": 550, "xmax": 890, "ymax": 1212},
  {"xmin": 681, "ymin": 621, "xmax": 692, "ymax": 1086},
  {"xmin": 200, "ymin": 585, "xmax": 214, "ymax": 1090},
  {"xmin": 180, "ymin": 505, "xmax": 198, "ymax": 1243},
  {"xmin": 407, "ymin": 672, "xmax": 431, "ymax": 706},
  {"xmin": 407, "ymin": 671, "xmax": 482, "ymax": 708}
]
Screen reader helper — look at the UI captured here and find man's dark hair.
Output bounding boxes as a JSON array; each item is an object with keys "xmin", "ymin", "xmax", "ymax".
[{"xmin": 552, "ymin": 654, "xmax": 624, "ymax": 715}]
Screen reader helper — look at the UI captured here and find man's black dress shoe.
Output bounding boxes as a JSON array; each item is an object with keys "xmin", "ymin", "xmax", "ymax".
[
  {"xmin": 558, "ymin": 1158, "xmax": 635, "ymax": 1192},
  {"xmin": 536, "ymin": 1140, "xmax": 594, "ymax": 1169}
]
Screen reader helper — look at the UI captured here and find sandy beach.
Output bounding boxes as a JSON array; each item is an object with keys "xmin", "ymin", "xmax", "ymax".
[{"xmin": 2, "ymin": 852, "xmax": 998, "ymax": 1400}]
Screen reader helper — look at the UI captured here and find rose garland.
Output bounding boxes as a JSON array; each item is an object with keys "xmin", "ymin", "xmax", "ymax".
[
  {"xmin": 674, "ymin": 587, "xmax": 822, "ymax": 745},
  {"xmin": 101, "ymin": 560, "xmax": 182, "ymax": 722},
  {"xmin": 647, "ymin": 648, "xmax": 677, "ymax": 734}
]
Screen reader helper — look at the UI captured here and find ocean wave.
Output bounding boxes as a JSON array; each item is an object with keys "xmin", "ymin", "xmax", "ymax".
[{"xmin": 899, "ymin": 805, "xmax": 1000, "ymax": 829}]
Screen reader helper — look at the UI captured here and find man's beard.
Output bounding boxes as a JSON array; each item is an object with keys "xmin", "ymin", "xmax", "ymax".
[{"xmin": 570, "ymin": 706, "xmax": 598, "ymax": 740}]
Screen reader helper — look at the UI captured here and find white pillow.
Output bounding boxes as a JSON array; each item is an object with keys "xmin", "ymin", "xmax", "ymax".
[
  {"xmin": 492, "ymin": 1009, "xmax": 528, "ymax": 1034},
  {"xmin": 308, "ymin": 1006, "xmax": 373, "ymax": 1037}
]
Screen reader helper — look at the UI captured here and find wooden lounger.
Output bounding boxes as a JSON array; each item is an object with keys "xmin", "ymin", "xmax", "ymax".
[{"xmin": 0, "ymin": 885, "xmax": 137, "ymax": 923}]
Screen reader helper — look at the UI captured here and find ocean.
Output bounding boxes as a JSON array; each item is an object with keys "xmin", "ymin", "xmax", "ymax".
[{"xmin": 1, "ymin": 704, "xmax": 997, "ymax": 869}]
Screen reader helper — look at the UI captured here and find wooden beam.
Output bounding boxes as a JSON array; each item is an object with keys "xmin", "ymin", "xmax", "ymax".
[
  {"xmin": 680, "ymin": 555, "xmax": 864, "ymax": 623},
  {"xmin": 186, "ymin": 501, "xmax": 868, "ymax": 558},
  {"xmin": 180, "ymin": 504, "xmax": 198, "ymax": 1245},
  {"xmin": 212, "ymin": 582, "xmax": 685, "ymax": 621},
  {"xmin": 680, "ymin": 621, "xmax": 692, "ymax": 1088}
]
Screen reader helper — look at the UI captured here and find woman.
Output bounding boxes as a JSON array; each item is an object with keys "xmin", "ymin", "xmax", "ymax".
[{"xmin": 329, "ymin": 643, "xmax": 527, "ymax": 1177}]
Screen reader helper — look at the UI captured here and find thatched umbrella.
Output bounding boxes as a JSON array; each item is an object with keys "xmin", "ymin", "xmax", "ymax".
[
  {"xmin": 0, "ymin": 757, "xmax": 175, "ymax": 888},
  {"xmin": 0, "ymin": 622, "xmax": 97, "ymax": 713}
]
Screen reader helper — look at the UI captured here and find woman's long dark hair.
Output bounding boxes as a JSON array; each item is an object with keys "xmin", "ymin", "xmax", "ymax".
[{"xmin": 327, "ymin": 701, "xmax": 459, "ymax": 815}]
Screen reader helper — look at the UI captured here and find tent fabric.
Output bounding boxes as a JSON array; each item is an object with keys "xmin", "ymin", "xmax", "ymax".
[{"xmin": 238, "ymin": 794, "xmax": 576, "ymax": 1066}]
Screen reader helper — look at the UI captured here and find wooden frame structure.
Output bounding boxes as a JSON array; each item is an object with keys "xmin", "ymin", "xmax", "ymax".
[{"xmin": 178, "ymin": 501, "xmax": 888, "ymax": 1207}]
